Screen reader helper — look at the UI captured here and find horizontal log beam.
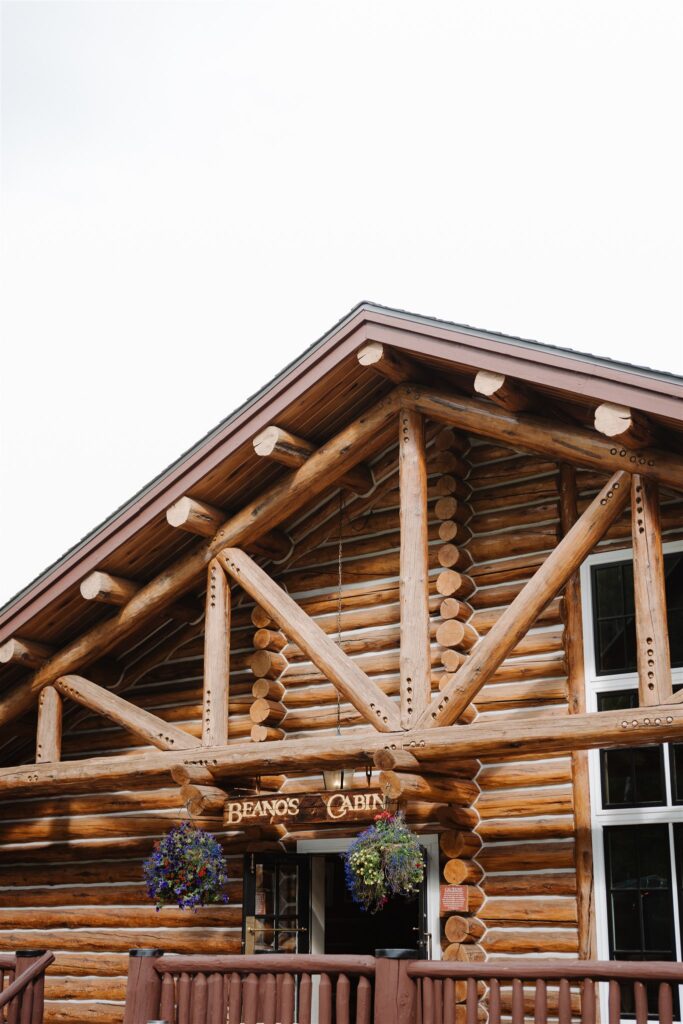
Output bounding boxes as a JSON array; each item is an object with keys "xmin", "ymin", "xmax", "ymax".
[
  {"xmin": 401, "ymin": 383, "xmax": 683, "ymax": 492},
  {"xmin": 3, "ymin": 704, "xmax": 683, "ymax": 796},
  {"xmin": 357, "ymin": 341, "xmax": 422, "ymax": 384},
  {"xmin": 253, "ymin": 426, "xmax": 373, "ymax": 494},
  {"xmin": 219, "ymin": 547, "xmax": 401, "ymax": 732},
  {"xmin": 0, "ymin": 637, "xmax": 54, "ymax": 668},
  {"xmin": 419, "ymin": 472, "xmax": 630, "ymax": 727},
  {"xmin": 80, "ymin": 572, "xmax": 139, "ymax": 606},
  {"xmin": 54, "ymin": 674, "xmax": 201, "ymax": 751},
  {"xmin": 594, "ymin": 402, "xmax": 657, "ymax": 449},
  {"xmin": 0, "ymin": 390, "xmax": 400, "ymax": 729},
  {"xmin": 166, "ymin": 496, "xmax": 291, "ymax": 560},
  {"xmin": 474, "ymin": 370, "xmax": 531, "ymax": 412}
]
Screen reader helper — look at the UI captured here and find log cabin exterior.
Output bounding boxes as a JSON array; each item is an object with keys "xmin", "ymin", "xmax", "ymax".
[{"xmin": 0, "ymin": 301, "xmax": 682, "ymax": 1022}]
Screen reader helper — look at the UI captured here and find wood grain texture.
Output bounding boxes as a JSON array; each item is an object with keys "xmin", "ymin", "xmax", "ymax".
[
  {"xmin": 631, "ymin": 475, "xmax": 672, "ymax": 705},
  {"xmin": 398, "ymin": 408, "xmax": 431, "ymax": 726},
  {"xmin": 202, "ymin": 559, "xmax": 230, "ymax": 745}
]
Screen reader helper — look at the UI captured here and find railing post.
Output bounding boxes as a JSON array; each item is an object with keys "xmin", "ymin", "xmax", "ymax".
[
  {"xmin": 374, "ymin": 949, "xmax": 418, "ymax": 1024},
  {"xmin": 9, "ymin": 950, "xmax": 46, "ymax": 1024},
  {"xmin": 123, "ymin": 949, "xmax": 163, "ymax": 1024}
]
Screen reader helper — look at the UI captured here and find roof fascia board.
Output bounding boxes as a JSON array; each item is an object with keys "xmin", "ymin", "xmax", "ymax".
[
  {"xmin": 365, "ymin": 317, "xmax": 683, "ymax": 418},
  {"xmin": 3, "ymin": 304, "xmax": 682, "ymax": 639}
]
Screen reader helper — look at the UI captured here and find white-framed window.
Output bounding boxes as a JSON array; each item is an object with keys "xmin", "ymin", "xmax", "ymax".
[{"xmin": 581, "ymin": 540, "xmax": 683, "ymax": 1015}]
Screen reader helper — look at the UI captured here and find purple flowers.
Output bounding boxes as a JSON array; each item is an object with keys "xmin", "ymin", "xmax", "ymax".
[
  {"xmin": 143, "ymin": 822, "xmax": 229, "ymax": 911},
  {"xmin": 343, "ymin": 812, "xmax": 425, "ymax": 913}
]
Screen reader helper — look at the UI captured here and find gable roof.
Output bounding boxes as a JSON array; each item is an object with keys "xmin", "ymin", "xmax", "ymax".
[{"xmin": 1, "ymin": 301, "xmax": 681, "ymax": 660}]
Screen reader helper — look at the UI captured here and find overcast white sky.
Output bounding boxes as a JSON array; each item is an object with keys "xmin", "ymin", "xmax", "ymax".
[{"xmin": 1, "ymin": 1, "xmax": 682, "ymax": 609}]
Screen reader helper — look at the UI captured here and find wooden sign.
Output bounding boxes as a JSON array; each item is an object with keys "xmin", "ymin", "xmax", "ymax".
[
  {"xmin": 440, "ymin": 884, "xmax": 469, "ymax": 913},
  {"xmin": 224, "ymin": 789, "xmax": 385, "ymax": 827}
]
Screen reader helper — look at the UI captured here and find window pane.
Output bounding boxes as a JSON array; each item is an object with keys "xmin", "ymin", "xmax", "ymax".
[
  {"xmin": 598, "ymin": 691, "xmax": 665, "ymax": 806},
  {"xmin": 592, "ymin": 553, "xmax": 682, "ymax": 674},
  {"xmin": 666, "ymin": 553, "xmax": 683, "ymax": 667},
  {"xmin": 604, "ymin": 824, "xmax": 676, "ymax": 962}
]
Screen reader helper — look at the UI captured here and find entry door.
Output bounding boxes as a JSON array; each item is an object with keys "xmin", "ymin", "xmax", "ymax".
[
  {"xmin": 321, "ymin": 849, "xmax": 429, "ymax": 957},
  {"xmin": 243, "ymin": 853, "xmax": 310, "ymax": 954}
]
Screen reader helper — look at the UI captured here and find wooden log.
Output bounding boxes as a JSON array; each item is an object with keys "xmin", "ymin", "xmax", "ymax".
[
  {"xmin": 170, "ymin": 763, "xmax": 216, "ymax": 786},
  {"xmin": 419, "ymin": 471, "xmax": 630, "ymax": 727},
  {"xmin": 440, "ymin": 598, "xmax": 473, "ymax": 622},
  {"xmin": 166, "ymin": 495, "xmax": 224, "ymax": 535},
  {"xmin": 203, "ymin": 559, "xmax": 230, "ymax": 746},
  {"xmin": 474, "ymin": 370, "xmax": 531, "ymax": 412},
  {"xmin": 36, "ymin": 685, "xmax": 62, "ymax": 763},
  {"xmin": 477, "ymin": 816, "xmax": 575, "ymax": 842},
  {"xmin": 253, "ymin": 628, "xmax": 287, "ymax": 652},
  {"xmin": 250, "ymin": 724, "xmax": 285, "ymax": 743},
  {"xmin": 632, "ymin": 475, "xmax": 672, "ymax": 704},
  {"xmin": 80, "ymin": 571, "xmax": 140, "ymax": 605},
  {"xmin": 438, "ymin": 520, "xmax": 468, "ymax": 544},
  {"xmin": 559, "ymin": 462, "xmax": 595, "ymax": 961},
  {"xmin": 404, "ymin": 384, "xmax": 683, "ymax": 489},
  {"xmin": 379, "ymin": 770, "xmax": 478, "ymax": 805},
  {"xmin": 478, "ymin": 758, "xmax": 571, "ymax": 789},
  {"xmin": 220, "ymin": 548, "xmax": 402, "ymax": 732},
  {"xmin": 434, "ymin": 427, "xmax": 470, "ymax": 455},
  {"xmin": 486, "ymin": 872, "xmax": 576, "ymax": 897},
  {"xmin": 439, "ymin": 830, "xmax": 481, "ymax": 859},
  {"xmin": 180, "ymin": 784, "xmax": 227, "ymax": 817},
  {"xmin": 594, "ymin": 402, "xmax": 656, "ymax": 449},
  {"xmin": 356, "ymin": 340, "xmax": 419, "ymax": 383},
  {"xmin": 439, "ymin": 651, "xmax": 467, "ymax": 673},
  {"xmin": 0, "ymin": 390, "xmax": 400, "ymax": 730},
  {"xmin": 251, "ymin": 605, "xmax": 272, "ymax": 628},
  {"xmin": 483, "ymin": 928, "xmax": 578, "ymax": 954},
  {"xmin": 249, "ymin": 650, "xmax": 287, "ymax": 680},
  {"xmin": 249, "ymin": 698, "xmax": 287, "ymax": 725},
  {"xmin": 435, "ymin": 571, "xmax": 475, "ymax": 599},
  {"xmin": 55, "ymin": 674, "xmax": 201, "ymax": 751},
  {"xmin": 435, "ymin": 496, "xmax": 470, "ymax": 522},
  {"xmin": 399, "ymin": 407, "xmax": 431, "ymax": 726},
  {"xmin": 5, "ymin": 702, "xmax": 683, "ymax": 796},
  {"xmin": 251, "ymin": 678, "xmax": 286, "ymax": 701},
  {"xmin": 480, "ymin": 896, "xmax": 576, "ymax": 925},
  {"xmin": 443, "ymin": 858, "xmax": 484, "ymax": 884},
  {"xmin": 444, "ymin": 916, "xmax": 486, "ymax": 944},
  {"xmin": 253, "ymin": 426, "xmax": 373, "ymax": 494},
  {"xmin": 0, "ymin": 637, "xmax": 54, "ymax": 668},
  {"xmin": 373, "ymin": 748, "xmax": 420, "ymax": 771},
  {"xmin": 437, "ymin": 543, "xmax": 472, "ymax": 570},
  {"xmin": 436, "ymin": 620, "xmax": 478, "ymax": 651}
]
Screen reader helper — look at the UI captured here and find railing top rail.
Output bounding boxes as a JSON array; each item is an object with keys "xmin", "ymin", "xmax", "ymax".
[
  {"xmin": 0, "ymin": 951, "xmax": 54, "ymax": 1011},
  {"xmin": 408, "ymin": 960, "xmax": 683, "ymax": 983},
  {"xmin": 154, "ymin": 953, "xmax": 377, "ymax": 976}
]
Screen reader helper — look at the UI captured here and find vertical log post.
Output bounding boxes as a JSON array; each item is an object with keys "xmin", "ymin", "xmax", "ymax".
[
  {"xmin": 35, "ymin": 686, "xmax": 62, "ymax": 763},
  {"xmin": 559, "ymin": 463, "xmax": 595, "ymax": 960},
  {"xmin": 374, "ymin": 954, "xmax": 418, "ymax": 1022},
  {"xmin": 122, "ymin": 949, "xmax": 163, "ymax": 1024},
  {"xmin": 203, "ymin": 559, "xmax": 231, "ymax": 746},
  {"xmin": 399, "ymin": 408, "xmax": 431, "ymax": 727},
  {"xmin": 631, "ymin": 475, "xmax": 672, "ymax": 705}
]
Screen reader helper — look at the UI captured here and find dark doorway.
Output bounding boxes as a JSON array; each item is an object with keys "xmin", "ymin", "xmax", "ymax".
[{"xmin": 322, "ymin": 853, "xmax": 426, "ymax": 956}]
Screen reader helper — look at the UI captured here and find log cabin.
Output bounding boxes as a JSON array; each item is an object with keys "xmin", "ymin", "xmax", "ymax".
[{"xmin": 0, "ymin": 301, "xmax": 682, "ymax": 1023}]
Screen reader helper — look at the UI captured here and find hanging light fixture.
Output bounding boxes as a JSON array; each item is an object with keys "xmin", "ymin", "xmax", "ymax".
[{"xmin": 323, "ymin": 492, "xmax": 347, "ymax": 794}]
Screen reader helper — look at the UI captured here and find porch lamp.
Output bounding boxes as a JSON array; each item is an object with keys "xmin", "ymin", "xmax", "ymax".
[{"xmin": 323, "ymin": 767, "xmax": 345, "ymax": 792}]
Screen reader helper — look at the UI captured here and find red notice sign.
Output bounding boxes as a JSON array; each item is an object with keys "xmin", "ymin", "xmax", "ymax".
[{"xmin": 440, "ymin": 884, "xmax": 469, "ymax": 914}]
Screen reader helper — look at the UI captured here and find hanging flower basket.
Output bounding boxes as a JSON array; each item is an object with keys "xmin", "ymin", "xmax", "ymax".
[
  {"xmin": 143, "ymin": 821, "xmax": 229, "ymax": 911},
  {"xmin": 343, "ymin": 811, "xmax": 425, "ymax": 913}
]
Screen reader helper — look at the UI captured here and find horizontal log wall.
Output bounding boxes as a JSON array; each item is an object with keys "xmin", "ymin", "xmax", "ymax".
[
  {"xmin": 466, "ymin": 442, "xmax": 578, "ymax": 963},
  {"xmin": 2, "ymin": 429, "xmax": 680, "ymax": 1021}
]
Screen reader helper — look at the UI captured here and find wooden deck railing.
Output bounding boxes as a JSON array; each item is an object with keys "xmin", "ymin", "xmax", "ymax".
[
  {"xmin": 0, "ymin": 951, "xmax": 54, "ymax": 1023},
  {"xmin": 122, "ymin": 949, "xmax": 683, "ymax": 1024}
]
